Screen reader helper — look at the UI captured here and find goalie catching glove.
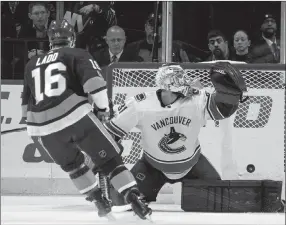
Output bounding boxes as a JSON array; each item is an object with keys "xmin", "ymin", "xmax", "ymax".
[{"xmin": 210, "ymin": 62, "xmax": 248, "ymax": 105}]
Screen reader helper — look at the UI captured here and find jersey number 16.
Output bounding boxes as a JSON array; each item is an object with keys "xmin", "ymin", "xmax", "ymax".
[{"xmin": 32, "ymin": 62, "xmax": 67, "ymax": 104}]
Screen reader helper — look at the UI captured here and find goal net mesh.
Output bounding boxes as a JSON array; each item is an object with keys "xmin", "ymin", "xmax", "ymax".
[{"xmin": 106, "ymin": 63, "xmax": 285, "ymax": 166}]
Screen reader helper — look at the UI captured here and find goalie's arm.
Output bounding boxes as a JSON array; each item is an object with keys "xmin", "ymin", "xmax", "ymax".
[{"xmin": 103, "ymin": 97, "xmax": 142, "ymax": 140}]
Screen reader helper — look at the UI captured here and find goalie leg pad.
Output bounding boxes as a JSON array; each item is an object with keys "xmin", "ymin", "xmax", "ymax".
[{"xmin": 181, "ymin": 180, "xmax": 283, "ymax": 212}]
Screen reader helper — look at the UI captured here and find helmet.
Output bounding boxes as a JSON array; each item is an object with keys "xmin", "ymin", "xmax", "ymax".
[
  {"xmin": 47, "ymin": 19, "xmax": 76, "ymax": 49},
  {"xmin": 155, "ymin": 64, "xmax": 192, "ymax": 95}
]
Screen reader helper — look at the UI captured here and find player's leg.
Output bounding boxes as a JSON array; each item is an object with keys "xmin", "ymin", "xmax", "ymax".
[
  {"xmin": 74, "ymin": 112, "xmax": 151, "ymax": 219},
  {"xmin": 108, "ymin": 157, "xmax": 167, "ymax": 212},
  {"xmin": 36, "ymin": 128, "xmax": 106, "ymax": 215},
  {"xmin": 186, "ymin": 154, "xmax": 221, "ymax": 180},
  {"xmin": 131, "ymin": 157, "xmax": 167, "ymax": 203}
]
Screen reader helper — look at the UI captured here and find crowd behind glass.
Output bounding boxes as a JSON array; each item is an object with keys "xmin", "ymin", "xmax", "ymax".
[{"xmin": 1, "ymin": 1, "xmax": 283, "ymax": 80}]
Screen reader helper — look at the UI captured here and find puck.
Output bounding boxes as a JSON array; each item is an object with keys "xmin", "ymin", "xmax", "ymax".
[{"xmin": 247, "ymin": 164, "xmax": 255, "ymax": 173}]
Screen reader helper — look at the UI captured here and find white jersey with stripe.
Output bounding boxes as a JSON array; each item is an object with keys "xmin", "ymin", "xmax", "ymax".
[{"xmin": 104, "ymin": 90, "xmax": 221, "ymax": 180}]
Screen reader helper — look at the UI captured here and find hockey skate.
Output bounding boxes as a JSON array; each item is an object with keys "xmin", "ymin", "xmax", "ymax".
[
  {"xmin": 125, "ymin": 188, "xmax": 152, "ymax": 220},
  {"xmin": 86, "ymin": 187, "xmax": 115, "ymax": 220}
]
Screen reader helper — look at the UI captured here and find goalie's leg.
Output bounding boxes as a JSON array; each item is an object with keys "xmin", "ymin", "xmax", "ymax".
[
  {"xmin": 107, "ymin": 157, "xmax": 167, "ymax": 211},
  {"xmin": 185, "ymin": 154, "xmax": 221, "ymax": 180},
  {"xmin": 131, "ymin": 158, "xmax": 167, "ymax": 203}
]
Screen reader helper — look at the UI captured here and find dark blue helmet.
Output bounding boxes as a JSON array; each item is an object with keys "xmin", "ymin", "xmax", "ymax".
[{"xmin": 47, "ymin": 19, "xmax": 75, "ymax": 48}]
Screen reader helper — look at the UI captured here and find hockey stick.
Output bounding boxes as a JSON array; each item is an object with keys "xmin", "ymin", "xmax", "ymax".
[{"xmin": 1, "ymin": 127, "xmax": 27, "ymax": 135}]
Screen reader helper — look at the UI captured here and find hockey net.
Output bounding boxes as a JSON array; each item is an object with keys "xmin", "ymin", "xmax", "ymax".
[{"xmin": 106, "ymin": 62, "xmax": 285, "ymax": 169}]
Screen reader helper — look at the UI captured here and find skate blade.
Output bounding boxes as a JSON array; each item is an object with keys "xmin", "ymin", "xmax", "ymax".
[
  {"xmin": 135, "ymin": 214, "xmax": 153, "ymax": 223},
  {"xmin": 106, "ymin": 212, "xmax": 116, "ymax": 221},
  {"xmin": 145, "ymin": 214, "xmax": 153, "ymax": 223}
]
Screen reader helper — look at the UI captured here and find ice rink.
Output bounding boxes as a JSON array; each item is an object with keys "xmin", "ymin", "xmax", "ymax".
[{"xmin": 1, "ymin": 196, "xmax": 284, "ymax": 225}]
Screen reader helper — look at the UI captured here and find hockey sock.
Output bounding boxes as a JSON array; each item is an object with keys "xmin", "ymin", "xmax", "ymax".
[
  {"xmin": 68, "ymin": 163, "xmax": 98, "ymax": 195},
  {"xmin": 109, "ymin": 165, "xmax": 137, "ymax": 194}
]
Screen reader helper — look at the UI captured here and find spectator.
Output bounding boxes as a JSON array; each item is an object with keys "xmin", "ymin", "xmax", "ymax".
[
  {"xmin": 18, "ymin": 2, "xmax": 51, "ymax": 59},
  {"xmin": 206, "ymin": 29, "xmax": 230, "ymax": 61},
  {"xmin": 250, "ymin": 14, "xmax": 280, "ymax": 63},
  {"xmin": 1, "ymin": 1, "xmax": 28, "ymax": 38},
  {"xmin": 125, "ymin": 13, "xmax": 190, "ymax": 62},
  {"xmin": 47, "ymin": 2, "xmax": 56, "ymax": 20},
  {"xmin": 64, "ymin": 2, "xmax": 117, "ymax": 51},
  {"xmin": 231, "ymin": 30, "xmax": 252, "ymax": 62},
  {"xmin": 1, "ymin": 1, "xmax": 28, "ymax": 79},
  {"xmin": 92, "ymin": 26, "xmax": 142, "ymax": 73}
]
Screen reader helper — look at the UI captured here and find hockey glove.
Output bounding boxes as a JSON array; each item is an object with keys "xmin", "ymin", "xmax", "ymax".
[
  {"xmin": 210, "ymin": 61, "xmax": 248, "ymax": 104},
  {"xmin": 93, "ymin": 103, "xmax": 110, "ymax": 123}
]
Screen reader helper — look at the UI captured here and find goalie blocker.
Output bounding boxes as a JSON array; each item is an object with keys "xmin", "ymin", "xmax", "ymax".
[{"xmin": 181, "ymin": 179, "xmax": 284, "ymax": 212}]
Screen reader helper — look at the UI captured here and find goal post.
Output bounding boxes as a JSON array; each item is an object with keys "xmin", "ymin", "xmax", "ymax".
[{"xmin": 105, "ymin": 62, "xmax": 285, "ymax": 202}]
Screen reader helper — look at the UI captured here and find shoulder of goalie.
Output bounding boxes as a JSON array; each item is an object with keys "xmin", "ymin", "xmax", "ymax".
[{"xmin": 207, "ymin": 61, "xmax": 248, "ymax": 120}]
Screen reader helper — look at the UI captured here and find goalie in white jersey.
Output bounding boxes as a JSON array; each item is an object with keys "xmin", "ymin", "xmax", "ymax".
[{"xmin": 104, "ymin": 62, "xmax": 247, "ymax": 205}]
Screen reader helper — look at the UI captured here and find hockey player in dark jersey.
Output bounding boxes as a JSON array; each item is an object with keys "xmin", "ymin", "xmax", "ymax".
[{"xmin": 21, "ymin": 19, "xmax": 151, "ymax": 220}]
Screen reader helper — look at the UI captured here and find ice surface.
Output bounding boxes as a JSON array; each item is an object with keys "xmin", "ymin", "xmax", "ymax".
[{"xmin": 1, "ymin": 196, "xmax": 284, "ymax": 225}]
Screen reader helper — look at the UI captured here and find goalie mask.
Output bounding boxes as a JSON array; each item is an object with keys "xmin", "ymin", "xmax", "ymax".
[{"xmin": 155, "ymin": 64, "xmax": 193, "ymax": 96}]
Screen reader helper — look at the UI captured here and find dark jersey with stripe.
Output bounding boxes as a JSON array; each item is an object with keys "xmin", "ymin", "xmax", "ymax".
[{"xmin": 21, "ymin": 47, "xmax": 106, "ymax": 136}]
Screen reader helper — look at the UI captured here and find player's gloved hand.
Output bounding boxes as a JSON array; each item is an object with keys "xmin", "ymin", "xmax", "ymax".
[
  {"xmin": 93, "ymin": 103, "xmax": 110, "ymax": 122},
  {"xmin": 97, "ymin": 110, "xmax": 110, "ymax": 123},
  {"xmin": 210, "ymin": 61, "xmax": 248, "ymax": 104}
]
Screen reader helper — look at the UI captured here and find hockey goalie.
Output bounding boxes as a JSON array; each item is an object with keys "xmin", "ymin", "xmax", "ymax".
[{"xmin": 104, "ymin": 62, "xmax": 248, "ymax": 209}]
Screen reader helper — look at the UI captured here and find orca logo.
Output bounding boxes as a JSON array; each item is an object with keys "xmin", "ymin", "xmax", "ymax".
[{"xmin": 158, "ymin": 127, "xmax": 187, "ymax": 154}]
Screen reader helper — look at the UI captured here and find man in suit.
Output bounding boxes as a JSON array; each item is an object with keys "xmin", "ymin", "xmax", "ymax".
[
  {"xmin": 92, "ymin": 25, "xmax": 142, "ymax": 70},
  {"xmin": 125, "ymin": 13, "xmax": 192, "ymax": 62},
  {"xmin": 18, "ymin": 2, "xmax": 52, "ymax": 59},
  {"xmin": 250, "ymin": 14, "xmax": 280, "ymax": 63}
]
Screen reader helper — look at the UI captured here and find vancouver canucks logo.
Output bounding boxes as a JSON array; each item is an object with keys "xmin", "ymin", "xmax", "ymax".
[{"xmin": 158, "ymin": 127, "xmax": 187, "ymax": 154}]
